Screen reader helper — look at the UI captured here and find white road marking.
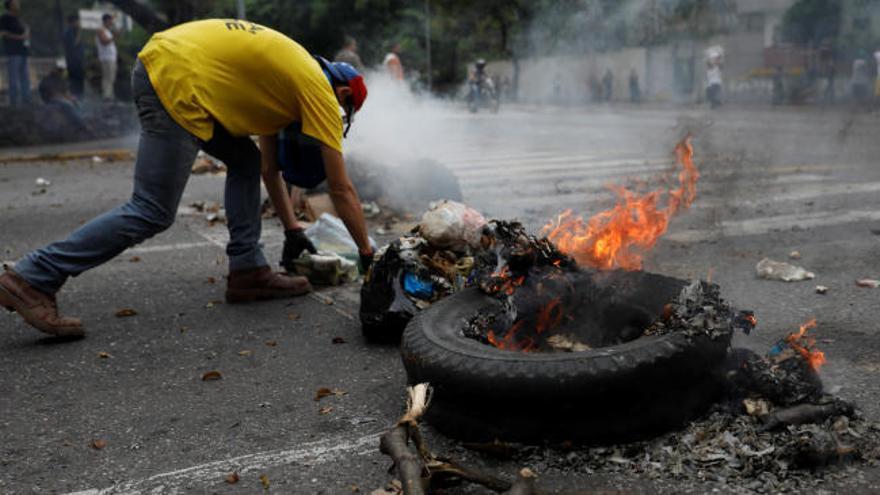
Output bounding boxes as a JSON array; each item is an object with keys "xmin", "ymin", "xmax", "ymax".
[
  {"xmin": 667, "ymin": 209, "xmax": 880, "ymax": 242},
  {"xmin": 65, "ymin": 431, "xmax": 382, "ymax": 495},
  {"xmin": 125, "ymin": 241, "xmax": 214, "ymax": 254}
]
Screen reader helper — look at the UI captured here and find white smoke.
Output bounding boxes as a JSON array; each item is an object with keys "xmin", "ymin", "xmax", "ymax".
[{"xmin": 344, "ymin": 71, "xmax": 459, "ymax": 166}]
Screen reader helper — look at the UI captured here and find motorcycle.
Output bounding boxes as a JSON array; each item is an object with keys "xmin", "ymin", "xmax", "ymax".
[{"xmin": 467, "ymin": 75, "xmax": 500, "ymax": 113}]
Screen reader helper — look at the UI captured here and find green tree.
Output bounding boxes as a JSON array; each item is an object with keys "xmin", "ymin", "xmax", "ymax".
[{"xmin": 782, "ymin": 0, "xmax": 841, "ymax": 47}]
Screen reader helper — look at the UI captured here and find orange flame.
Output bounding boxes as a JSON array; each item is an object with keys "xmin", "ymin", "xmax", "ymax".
[
  {"xmin": 543, "ymin": 137, "xmax": 698, "ymax": 270},
  {"xmin": 487, "ymin": 321, "xmax": 535, "ymax": 352},
  {"xmin": 785, "ymin": 318, "xmax": 826, "ymax": 371},
  {"xmin": 535, "ymin": 298, "xmax": 563, "ymax": 334}
]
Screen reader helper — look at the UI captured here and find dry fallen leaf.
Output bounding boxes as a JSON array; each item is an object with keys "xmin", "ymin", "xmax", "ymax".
[
  {"xmin": 224, "ymin": 472, "xmax": 239, "ymax": 484},
  {"xmin": 97, "ymin": 351, "xmax": 111, "ymax": 359},
  {"xmin": 129, "ymin": 256, "xmax": 141, "ymax": 263},
  {"xmin": 314, "ymin": 387, "xmax": 347, "ymax": 401},
  {"xmin": 238, "ymin": 350, "xmax": 253, "ymax": 357},
  {"xmin": 287, "ymin": 312, "xmax": 300, "ymax": 320},
  {"xmin": 332, "ymin": 337, "xmax": 346, "ymax": 344},
  {"xmin": 206, "ymin": 276, "xmax": 217, "ymax": 284},
  {"xmin": 319, "ymin": 406, "xmax": 333, "ymax": 415},
  {"xmin": 90, "ymin": 439, "xmax": 107, "ymax": 450},
  {"xmin": 179, "ymin": 326, "xmax": 189, "ymax": 333},
  {"xmin": 369, "ymin": 479, "xmax": 403, "ymax": 495},
  {"xmin": 115, "ymin": 308, "xmax": 137, "ymax": 318},
  {"xmin": 264, "ymin": 340, "xmax": 278, "ymax": 347},
  {"xmin": 201, "ymin": 370, "xmax": 223, "ymax": 381},
  {"xmin": 259, "ymin": 474, "xmax": 270, "ymax": 490}
]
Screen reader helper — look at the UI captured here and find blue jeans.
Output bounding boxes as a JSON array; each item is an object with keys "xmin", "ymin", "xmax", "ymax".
[
  {"xmin": 15, "ymin": 60, "xmax": 268, "ymax": 295},
  {"xmin": 6, "ymin": 55, "xmax": 31, "ymax": 106}
]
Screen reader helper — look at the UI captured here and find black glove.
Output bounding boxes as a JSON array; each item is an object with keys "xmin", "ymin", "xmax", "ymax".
[
  {"xmin": 281, "ymin": 228, "xmax": 317, "ymax": 272},
  {"xmin": 359, "ymin": 252, "xmax": 375, "ymax": 275}
]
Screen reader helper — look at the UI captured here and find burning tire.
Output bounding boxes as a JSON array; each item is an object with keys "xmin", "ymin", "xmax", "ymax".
[{"xmin": 401, "ymin": 272, "xmax": 734, "ymax": 445}]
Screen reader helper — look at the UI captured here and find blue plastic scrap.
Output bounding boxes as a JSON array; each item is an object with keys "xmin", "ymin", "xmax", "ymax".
[{"xmin": 403, "ymin": 272, "xmax": 434, "ymax": 299}]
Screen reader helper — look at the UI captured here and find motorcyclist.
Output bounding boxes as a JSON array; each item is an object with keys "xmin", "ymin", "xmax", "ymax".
[{"xmin": 468, "ymin": 58, "xmax": 497, "ymax": 112}]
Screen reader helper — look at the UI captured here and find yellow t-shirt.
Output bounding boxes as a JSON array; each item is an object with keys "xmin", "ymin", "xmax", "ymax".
[{"xmin": 138, "ymin": 19, "xmax": 343, "ymax": 152}]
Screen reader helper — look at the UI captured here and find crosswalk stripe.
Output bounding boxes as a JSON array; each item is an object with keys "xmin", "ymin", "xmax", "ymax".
[
  {"xmin": 666, "ymin": 209, "xmax": 880, "ymax": 242},
  {"xmin": 452, "ymin": 157, "xmax": 671, "ymax": 175}
]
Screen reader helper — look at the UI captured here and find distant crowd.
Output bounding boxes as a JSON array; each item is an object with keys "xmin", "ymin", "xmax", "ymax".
[
  {"xmin": 333, "ymin": 35, "xmax": 405, "ymax": 82},
  {"xmin": 1, "ymin": 0, "xmax": 119, "ymax": 108}
]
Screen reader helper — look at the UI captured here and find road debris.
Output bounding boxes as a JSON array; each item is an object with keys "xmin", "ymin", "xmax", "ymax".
[
  {"xmin": 97, "ymin": 351, "xmax": 111, "ymax": 359},
  {"xmin": 190, "ymin": 152, "xmax": 226, "ymax": 174},
  {"xmin": 90, "ymin": 439, "xmax": 107, "ymax": 450},
  {"xmin": 815, "ymin": 285, "xmax": 829, "ymax": 294},
  {"xmin": 755, "ymin": 257, "xmax": 815, "ymax": 282},
  {"xmin": 362, "ymin": 201, "xmax": 381, "ymax": 218},
  {"xmin": 314, "ymin": 387, "xmax": 347, "ymax": 401},
  {"xmin": 224, "ymin": 472, "xmax": 240, "ymax": 484},
  {"xmin": 855, "ymin": 278, "xmax": 880, "ymax": 288},
  {"xmin": 201, "ymin": 370, "xmax": 223, "ymax": 381},
  {"xmin": 34, "ymin": 177, "xmax": 51, "ymax": 187},
  {"xmin": 114, "ymin": 308, "xmax": 137, "ymax": 317}
]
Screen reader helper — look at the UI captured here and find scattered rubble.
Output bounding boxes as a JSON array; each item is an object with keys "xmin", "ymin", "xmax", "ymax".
[
  {"xmin": 756, "ymin": 258, "xmax": 815, "ymax": 282},
  {"xmin": 190, "ymin": 152, "xmax": 226, "ymax": 175}
]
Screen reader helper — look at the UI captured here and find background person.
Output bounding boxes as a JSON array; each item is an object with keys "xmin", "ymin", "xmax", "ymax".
[
  {"xmin": 383, "ymin": 42, "xmax": 403, "ymax": 80},
  {"xmin": 0, "ymin": 0, "xmax": 31, "ymax": 106},
  {"xmin": 63, "ymin": 14, "xmax": 85, "ymax": 98},
  {"xmin": 95, "ymin": 13, "xmax": 118, "ymax": 100},
  {"xmin": 706, "ymin": 57, "xmax": 723, "ymax": 109},
  {"xmin": 334, "ymin": 35, "xmax": 364, "ymax": 73}
]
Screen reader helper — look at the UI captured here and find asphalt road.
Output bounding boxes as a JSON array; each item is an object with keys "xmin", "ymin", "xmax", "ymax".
[{"xmin": 2, "ymin": 103, "xmax": 880, "ymax": 494}]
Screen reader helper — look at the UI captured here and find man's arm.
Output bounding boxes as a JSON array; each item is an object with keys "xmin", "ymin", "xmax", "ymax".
[
  {"xmin": 258, "ymin": 135, "xmax": 304, "ymax": 231},
  {"xmin": 322, "ymin": 145, "xmax": 372, "ymax": 255},
  {"xmin": 97, "ymin": 28, "xmax": 113, "ymax": 45}
]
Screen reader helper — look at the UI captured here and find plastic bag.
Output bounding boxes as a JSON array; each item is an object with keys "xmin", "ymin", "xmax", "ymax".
[
  {"xmin": 360, "ymin": 239, "xmax": 419, "ymax": 342},
  {"xmin": 305, "ymin": 213, "xmax": 377, "ymax": 262},
  {"xmin": 289, "ymin": 251, "xmax": 359, "ymax": 286},
  {"xmin": 755, "ymin": 258, "xmax": 815, "ymax": 282},
  {"xmin": 418, "ymin": 200, "xmax": 486, "ymax": 251}
]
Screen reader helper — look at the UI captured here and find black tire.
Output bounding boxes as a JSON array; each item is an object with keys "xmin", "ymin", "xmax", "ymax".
[{"xmin": 401, "ymin": 283, "xmax": 732, "ymax": 445}]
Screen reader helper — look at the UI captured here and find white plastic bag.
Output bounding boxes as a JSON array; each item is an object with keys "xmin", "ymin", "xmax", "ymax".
[
  {"xmin": 305, "ymin": 213, "xmax": 377, "ymax": 262},
  {"xmin": 418, "ymin": 200, "xmax": 487, "ymax": 251},
  {"xmin": 755, "ymin": 258, "xmax": 815, "ymax": 282}
]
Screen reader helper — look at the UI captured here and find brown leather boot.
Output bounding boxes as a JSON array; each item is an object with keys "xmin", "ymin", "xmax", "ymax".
[
  {"xmin": 225, "ymin": 266, "xmax": 312, "ymax": 304},
  {"xmin": 0, "ymin": 267, "xmax": 84, "ymax": 337}
]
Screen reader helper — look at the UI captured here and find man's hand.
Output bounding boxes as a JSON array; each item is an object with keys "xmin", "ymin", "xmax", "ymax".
[{"xmin": 281, "ymin": 228, "xmax": 317, "ymax": 272}]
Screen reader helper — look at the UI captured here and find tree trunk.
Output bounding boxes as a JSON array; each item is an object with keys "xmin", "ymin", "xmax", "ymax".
[{"xmin": 107, "ymin": 0, "xmax": 169, "ymax": 33}]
